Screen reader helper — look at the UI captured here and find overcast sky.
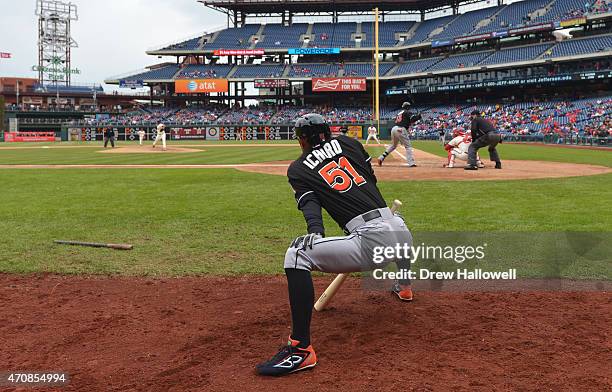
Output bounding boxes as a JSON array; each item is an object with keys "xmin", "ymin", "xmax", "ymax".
[{"xmin": 0, "ymin": 0, "xmax": 225, "ymax": 89}]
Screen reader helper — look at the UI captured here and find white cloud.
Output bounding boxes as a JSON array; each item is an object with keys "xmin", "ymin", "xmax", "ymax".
[{"xmin": 0, "ymin": 0, "xmax": 224, "ymax": 90}]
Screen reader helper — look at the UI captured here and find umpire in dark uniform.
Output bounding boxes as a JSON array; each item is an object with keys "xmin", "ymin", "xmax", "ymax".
[
  {"xmin": 103, "ymin": 128, "xmax": 115, "ymax": 148},
  {"xmin": 465, "ymin": 110, "xmax": 502, "ymax": 170}
]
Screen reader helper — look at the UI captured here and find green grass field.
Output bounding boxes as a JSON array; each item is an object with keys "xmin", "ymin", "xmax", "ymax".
[{"xmin": 0, "ymin": 141, "xmax": 610, "ymax": 279}]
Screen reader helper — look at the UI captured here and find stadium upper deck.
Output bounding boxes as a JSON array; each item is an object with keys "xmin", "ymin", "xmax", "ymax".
[
  {"xmin": 149, "ymin": 0, "xmax": 611, "ymax": 54},
  {"xmin": 201, "ymin": 0, "xmax": 457, "ymax": 13},
  {"xmin": 105, "ymin": 0, "xmax": 611, "ymax": 103}
]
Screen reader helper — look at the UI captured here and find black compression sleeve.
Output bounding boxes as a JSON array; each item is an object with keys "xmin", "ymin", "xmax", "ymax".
[
  {"xmin": 300, "ymin": 198, "xmax": 325, "ymax": 235},
  {"xmin": 285, "ymin": 268, "xmax": 314, "ymax": 348}
]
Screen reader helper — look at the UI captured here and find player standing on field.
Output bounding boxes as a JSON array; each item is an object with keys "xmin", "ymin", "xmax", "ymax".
[
  {"xmin": 365, "ymin": 124, "xmax": 380, "ymax": 145},
  {"xmin": 256, "ymin": 114, "xmax": 414, "ymax": 377},
  {"xmin": 138, "ymin": 129, "xmax": 146, "ymax": 145},
  {"xmin": 465, "ymin": 110, "xmax": 503, "ymax": 170},
  {"xmin": 103, "ymin": 128, "xmax": 115, "ymax": 148},
  {"xmin": 377, "ymin": 101, "xmax": 420, "ymax": 167},
  {"xmin": 152, "ymin": 123, "xmax": 167, "ymax": 151}
]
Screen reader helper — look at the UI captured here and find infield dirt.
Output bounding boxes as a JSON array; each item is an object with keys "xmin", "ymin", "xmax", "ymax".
[{"xmin": 1, "ymin": 274, "xmax": 610, "ymax": 392}]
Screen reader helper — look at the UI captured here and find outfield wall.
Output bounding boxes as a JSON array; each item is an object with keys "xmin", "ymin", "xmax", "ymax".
[{"xmin": 60, "ymin": 122, "xmax": 394, "ymax": 142}]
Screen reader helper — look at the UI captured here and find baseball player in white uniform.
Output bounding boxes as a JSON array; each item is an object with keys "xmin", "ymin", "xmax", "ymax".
[
  {"xmin": 152, "ymin": 124, "xmax": 167, "ymax": 151},
  {"xmin": 443, "ymin": 129, "xmax": 484, "ymax": 168},
  {"xmin": 138, "ymin": 129, "xmax": 146, "ymax": 145},
  {"xmin": 365, "ymin": 125, "xmax": 380, "ymax": 145}
]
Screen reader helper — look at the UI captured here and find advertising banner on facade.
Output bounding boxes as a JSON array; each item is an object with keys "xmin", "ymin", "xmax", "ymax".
[
  {"xmin": 119, "ymin": 79, "xmax": 144, "ymax": 89},
  {"xmin": 560, "ymin": 17, "xmax": 587, "ymax": 27},
  {"xmin": 174, "ymin": 128, "xmax": 207, "ymax": 140},
  {"xmin": 312, "ymin": 77, "xmax": 367, "ymax": 92},
  {"xmin": 213, "ymin": 49, "xmax": 265, "ymax": 56},
  {"xmin": 254, "ymin": 79, "xmax": 289, "ymax": 88},
  {"xmin": 206, "ymin": 126, "xmax": 220, "ymax": 140},
  {"xmin": 431, "ymin": 39, "xmax": 454, "ymax": 48},
  {"xmin": 5, "ymin": 131, "xmax": 55, "ymax": 142},
  {"xmin": 288, "ymin": 48, "xmax": 340, "ymax": 55},
  {"xmin": 175, "ymin": 79, "xmax": 229, "ymax": 93}
]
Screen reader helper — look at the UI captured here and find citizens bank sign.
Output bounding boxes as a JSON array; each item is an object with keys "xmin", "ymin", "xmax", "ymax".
[{"xmin": 32, "ymin": 56, "xmax": 81, "ymax": 76}]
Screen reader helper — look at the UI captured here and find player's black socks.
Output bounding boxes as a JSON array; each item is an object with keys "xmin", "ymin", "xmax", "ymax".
[
  {"xmin": 285, "ymin": 268, "xmax": 314, "ymax": 348},
  {"xmin": 394, "ymin": 246, "xmax": 412, "ymax": 286},
  {"xmin": 381, "ymin": 151, "xmax": 389, "ymax": 160}
]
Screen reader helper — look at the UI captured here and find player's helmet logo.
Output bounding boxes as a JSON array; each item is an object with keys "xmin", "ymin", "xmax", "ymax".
[{"xmin": 187, "ymin": 80, "xmax": 198, "ymax": 92}]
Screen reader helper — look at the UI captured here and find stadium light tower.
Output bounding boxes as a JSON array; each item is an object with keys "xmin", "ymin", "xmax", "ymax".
[{"xmin": 35, "ymin": 0, "xmax": 78, "ymax": 87}]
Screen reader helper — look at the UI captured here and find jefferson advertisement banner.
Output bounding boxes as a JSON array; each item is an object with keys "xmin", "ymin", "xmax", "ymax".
[
  {"xmin": 175, "ymin": 79, "xmax": 229, "ymax": 93},
  {"xmin": 312, "ymin": 77, "xmax": 367, "ymax": 92}
]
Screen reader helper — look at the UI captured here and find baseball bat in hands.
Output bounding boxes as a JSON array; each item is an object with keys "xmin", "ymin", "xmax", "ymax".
[
  {"xmin": 314, "ymin": 199, "xmax": 402, "ymax": 311},
  {"xmin": 54, "ymin": 240, "xmax": 133, "ymax": 250}
]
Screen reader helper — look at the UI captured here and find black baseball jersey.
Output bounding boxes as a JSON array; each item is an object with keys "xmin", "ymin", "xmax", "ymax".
[
  {"xmin": 395, "ymin": 109, "xmax": 421, "ymax": 128},
  {"xmin": 287, "ymin": 135, "xmax": 386, "ymax": 231}
]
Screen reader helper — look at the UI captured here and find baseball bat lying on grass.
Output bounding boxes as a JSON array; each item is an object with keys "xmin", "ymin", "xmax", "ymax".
[
  {"xmin": 54, "ymin": 240, "xmax": 133, "ymax": 250},
  {"xmin": 314, "ymin": 199, "xmax": 402, "ymax": 312}
]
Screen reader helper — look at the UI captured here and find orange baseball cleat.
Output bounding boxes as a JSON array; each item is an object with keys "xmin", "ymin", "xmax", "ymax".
[
  {"xmin": 392, "ymin": 282, "xmax": 414, "ymax": 302},
  {"xmin": 256, "ymin": 337, "xmax": 317, "ymax": 376}
]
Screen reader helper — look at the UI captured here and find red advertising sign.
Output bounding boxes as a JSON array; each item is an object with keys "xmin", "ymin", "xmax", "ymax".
[
  {"xmin": 213, "ymin": 49, "xmax": 265, "ymax": 56},
  {"xmin": 0, "ymin": 52, "xmax": 11, "ymax": 59},
  {"xmin": 5, "ymin": 131, "xmax": 55, "ymax": 142},
  {"xmin": 312, "ymin": 77, "xmax": 367, "ymax": 92}
]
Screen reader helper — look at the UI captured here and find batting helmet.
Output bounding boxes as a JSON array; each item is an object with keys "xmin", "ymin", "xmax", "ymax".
[
  {"xmin": 402, "ymin": 101, "xmax": 412, "ymax": 109},
  {"xmin": 157, "ymin": 124, "xmax": 165, "ymax": 131},
  {"xmin": 294, "ymin": 113, "xmax": 331, "ymax": 147}
]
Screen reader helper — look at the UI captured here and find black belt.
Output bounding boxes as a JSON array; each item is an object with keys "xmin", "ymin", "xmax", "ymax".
[{"xmin": 362, "ymin": 209, "xmax": 382, "ymax": 222}]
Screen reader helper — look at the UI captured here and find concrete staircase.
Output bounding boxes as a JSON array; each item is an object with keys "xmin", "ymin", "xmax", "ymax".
[
  {"xmin": 353, "ymin": 22, "xmax": 363, "ymax": 48},
  {"xmin": 386, "ymin": 63, "xmax": 402, "ymax": 76},
  {"xmin": 471, "ymin": 5, "xmax": 508, "ymax": 34},
  {"xmin": 281, "ymin": 65, "xmax": 290, "ymax": 77},
  {"xmin": 226, "ymin": 65, "xmax": 239, "ymax": 78},
  {"xmin": 428, "ymin": 15, "xmax": 460, "ymax": 40},
  {"xmin": 536, "ymin": 43, "xmax": 556, "ymax": 59},
  {"xmin": 249, "ymin": 25, "xmax": 266, "ymax": 49},
  {"xmin": 301, "ymin": 24, "xmax": 314, "ymax": 48},
  {"xmin": 530, "ymin": 0, "xmax": 557, "ymax": 20},
  {"xmin": 201, "ymin": 31, "xmax": 219, "ymax": 48},
  {"xmin": 399, "ymin": 23, "xmax": 420, "ymax": 46}
]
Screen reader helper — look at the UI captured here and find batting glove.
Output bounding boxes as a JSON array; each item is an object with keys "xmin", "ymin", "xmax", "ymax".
[{"xmin": 290, "ymin": 233, "xmax": 323, "ymax": 250}]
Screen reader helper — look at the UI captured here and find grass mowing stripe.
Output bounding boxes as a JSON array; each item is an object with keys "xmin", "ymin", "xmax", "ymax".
[{"xmin": 0, "ymin": 169, "xmax": 610, "ymax": 277}]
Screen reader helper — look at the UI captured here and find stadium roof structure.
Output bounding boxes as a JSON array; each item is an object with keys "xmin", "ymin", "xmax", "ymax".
[{"xmin": 200, "ymin": 0, "xmax": 464, "ymax": 14}]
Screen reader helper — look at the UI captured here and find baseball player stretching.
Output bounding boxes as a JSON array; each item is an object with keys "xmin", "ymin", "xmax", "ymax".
[
  {"xmin": 443, "ymin": 129, "xmax": 484, "ymax": 168},
  {"xmin": 256, "ymin": 114, "xmax": 414, "ymax": 377},
  {"xmin": 152, "ymin": 123, "xmax": 167, "ymax": 151},
  {"xmin": 365, "ymin": 124, "xmax": 380, "ymax": 145},
  {"xmin": 377, "ymin": 102, "xmax": 420, "ymax": 167}
]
